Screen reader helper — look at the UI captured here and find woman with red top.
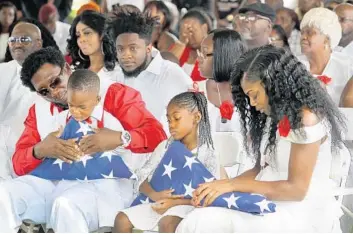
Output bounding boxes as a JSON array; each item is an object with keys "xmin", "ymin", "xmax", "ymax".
[{"xmin": 169, "ymin": 8, "xmax": 212, "ymax": 83}]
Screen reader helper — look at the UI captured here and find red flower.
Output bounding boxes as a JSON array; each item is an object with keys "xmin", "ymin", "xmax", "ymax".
[
  {"xmin": 278, "ymin": 115, "xmax": 291, "ymax": 137},
  {"xmin": 317, "ymin": 75, "xmax": 332, "ymax": 85},
  {"xmin": 220, "ymin": 101, "xmax": 234, "ymax": 121}
]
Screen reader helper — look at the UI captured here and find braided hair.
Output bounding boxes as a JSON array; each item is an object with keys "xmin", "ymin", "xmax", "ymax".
[
  {"xmin": 231, "ymin": 45, "xmax": 346, "ymax": 162},
  {"xmin": 169, "ymin": 91, "xmax": 213, "ymax": 149}
]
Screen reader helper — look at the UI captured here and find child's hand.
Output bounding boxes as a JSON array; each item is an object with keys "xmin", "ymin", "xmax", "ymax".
[
  {"xmin": 150, "ymin": 189, "xmax": 179, "ymax": 201},
  {"xmin": 151, "ymin": 196, "xmax": 183, "ymax": 215}
]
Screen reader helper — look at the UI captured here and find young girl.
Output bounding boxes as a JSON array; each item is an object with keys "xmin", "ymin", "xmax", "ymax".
[
  {"xmin": 114, "ymin": 91, "xmax": 227, "ymax": 233},
  {"xmin": 177, "ymin": 45, "xmax": 346, "ymax": 232}
]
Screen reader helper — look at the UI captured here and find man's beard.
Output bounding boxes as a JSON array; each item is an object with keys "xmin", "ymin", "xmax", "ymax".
[{"xmin": 121, "ymin": 56, "xmax": 148, "ymax": 78}]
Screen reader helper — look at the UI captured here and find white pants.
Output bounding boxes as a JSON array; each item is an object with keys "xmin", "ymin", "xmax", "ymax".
[
  {"xmin": 0, "ymin": 124, "xmax": 17, "ymax": 180},
  {"xmin": 0, "ymin": 175, "xmax": 134, "ymax": 233},
  {"xmin": 176, "ymin": 206, "xmax": 342, "ymax": 233}
]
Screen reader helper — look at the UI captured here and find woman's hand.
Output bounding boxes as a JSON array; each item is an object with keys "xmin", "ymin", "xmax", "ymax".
[
  {"xmin": 150, "ymin": 189, "xmax": 182, "ymax": 202},
  {"xmin": 192, "ymin": 179, "xmax": 235, "ymax": 207},
  {"xmin": 151, "ymin": 196, "xmax": 184, "ymax": 215}
]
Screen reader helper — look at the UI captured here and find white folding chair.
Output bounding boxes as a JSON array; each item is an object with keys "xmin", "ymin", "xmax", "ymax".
[
  {"xmin": 212, "ymin": 131, "xmax": 247, "ymax": 178},
  {"xmin": 337, "ymin": 108, "xmax": 353, "ymax": 232}
]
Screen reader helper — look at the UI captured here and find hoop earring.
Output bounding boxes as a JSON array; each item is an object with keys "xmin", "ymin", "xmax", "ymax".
[
  {"xmin": 101, "ymin": 43, "xmax": 105, "ymax": 56},
  {"xmin": 78, "ymin": 49, "xmax": 87, "ymax": 61}
]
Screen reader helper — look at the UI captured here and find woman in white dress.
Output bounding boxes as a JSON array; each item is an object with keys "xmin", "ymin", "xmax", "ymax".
[
  {"xmin": 198, "ymin": 29, "xmax": 247, "ymax": 133},
  {"xmin": 114, "ymin": 91, "xmax": 227, "ymax": 233},
  {"xmin": 67, "ymin": 11, "xmax": 121, "ymax": 81},
  {"xmin": 177, "ymin": 45, "xmax": 346, "ymax": 232},
  {"xmin": 299, "ymin": 7, "xmax": 353, "ymax": 106}
]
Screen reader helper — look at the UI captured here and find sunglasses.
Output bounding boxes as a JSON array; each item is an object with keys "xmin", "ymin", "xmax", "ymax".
[{"xmin": 37, "ymin": 70, "xmax": 63, "ymax": 97}]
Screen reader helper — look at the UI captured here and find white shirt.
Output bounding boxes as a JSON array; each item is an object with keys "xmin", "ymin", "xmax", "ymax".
[
  {"xmin": 0, "ymin": 33, "xmax": 9, "ymax": 62},
  {"xmin": 0, "ymin": 60, "xmax": 38, "ymax": 178},
  {"xmin": 208, "ymin": 103, "xmax": 241, "ymax": 133},
  {"xmin": 335, "ymin": 41, "xmax": 353, "ymax": 59},
  {"xmin": 114, "ymin": 50, "xmax": 193, "ymax": 129},
  {"xmin": 0, "ymin": 60, "xmax": 38, "ymax": 133},
  {"xmin": 299, "ymin": 51, "xmax": 353, "ymax": 106},
  {"xmin": 53, "ymin": 21, "xmax": 71, "ymax": 54}
]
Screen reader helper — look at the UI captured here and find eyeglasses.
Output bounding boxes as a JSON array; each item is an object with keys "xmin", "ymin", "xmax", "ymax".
[
  {"xmin": 235, "ymin": 14, "xmax": 271, "ymax": 23},
  {"xmin": 197, "ymin": 49, "xmax": 213, "ymax": 61},
  {"xmin": 36, "ymin": 69, "xmax": 63, "ymax": 97},
  {"xmin": 8, "ymin": 36, "xmax": 33, "ymax": 46}
]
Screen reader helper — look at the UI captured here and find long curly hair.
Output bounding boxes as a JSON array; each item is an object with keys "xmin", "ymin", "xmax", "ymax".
[
  {"xmin": 231, "ymin": 45, "xmax": 346, "ymax": 161},
  {"xmin": 67, "ymin": 10, "xmax": 116, "ymax": 71},
  {"xmin": 4, "ymin": 17, "xmax": 59, "ymax": 62}
]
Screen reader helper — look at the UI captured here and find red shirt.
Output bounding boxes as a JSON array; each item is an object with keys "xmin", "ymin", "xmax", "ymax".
[{"xmin": 12, "ymin": 83, "xmax": 167, "ymax": 176}]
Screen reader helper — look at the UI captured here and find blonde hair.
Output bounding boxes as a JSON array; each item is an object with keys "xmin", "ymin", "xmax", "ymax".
[{"xmin": 300, "ymin": 7, "xmax": 342, "ymax": 49}]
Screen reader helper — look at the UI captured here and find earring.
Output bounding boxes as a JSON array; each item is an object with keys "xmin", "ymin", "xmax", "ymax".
[
  {"xmin": 78, "ymin": 49, "xmax": 87, "ymax": 60},
  {"xmin": 101, "ymin": 43, "xmax": 105, "ymax": 56},
  {"xmin": 325, "ymin": 44, "xmax": 329, "ymax": 50}
]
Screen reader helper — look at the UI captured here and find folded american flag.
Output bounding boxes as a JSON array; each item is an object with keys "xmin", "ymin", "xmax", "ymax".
[
  {"xmin": 131, "ymin": 141, "xmax": 276, "ymax": 214},
  {"xmin": 31, "ymin": 118, "xmax": 135, "ymax": 181}
]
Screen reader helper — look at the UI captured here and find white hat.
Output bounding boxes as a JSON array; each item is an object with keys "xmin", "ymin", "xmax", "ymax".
[{"xmin": 300, "ymin": 7, "xmax": 342, "ymax": 49}]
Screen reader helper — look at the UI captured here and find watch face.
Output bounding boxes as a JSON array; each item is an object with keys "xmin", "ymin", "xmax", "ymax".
[{"xmin": 123, "ymin": 132, "xmax": 131, "ymax": 142}]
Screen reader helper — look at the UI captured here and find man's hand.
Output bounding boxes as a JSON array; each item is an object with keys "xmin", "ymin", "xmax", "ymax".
[
  {"xmin": 33, "ymin": 127, "xmax": 82, "ymax": 163},
  {"xmin": 79, "ymin": 128, "xmax": 122, "ymax": 155}
]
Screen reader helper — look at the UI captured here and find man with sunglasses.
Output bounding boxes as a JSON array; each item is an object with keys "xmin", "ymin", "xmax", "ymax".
[
  {"xmin": 0, "ymin": 22, "xmax": 43, "ymax": 179},
  {"xmin": 0, "ymin": 47, "xmax": 167, "ymax": 232},
  {"xmin": 335, "ymin": 3, "xmax": 353, "ymax": 57},
  {"xmin": 234, "ymin": 2, "xmax": 276, "ymax": 49}
]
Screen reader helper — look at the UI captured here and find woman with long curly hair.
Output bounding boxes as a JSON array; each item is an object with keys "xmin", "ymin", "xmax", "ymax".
[
  {"xmin": 67, "ymin": 10, "xmax": 118, "ymax": 80},
  {"xmin": 177, "ymin": 45, "xmax": 346, "ymax": 232}
]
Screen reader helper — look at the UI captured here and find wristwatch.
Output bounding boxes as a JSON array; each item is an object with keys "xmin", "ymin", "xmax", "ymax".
[{"xmin": 120, "ymin": 130, "xmax": 131, "ymax": 147}]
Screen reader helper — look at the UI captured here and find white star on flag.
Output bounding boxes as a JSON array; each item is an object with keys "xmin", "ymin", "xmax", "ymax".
[
  {"xmin": 130, "ymin": 173, "xmax": 137, "ymax": 179},
  {"xmin": 183, "ymin": 156, "xmax": 199, "ymax": 170},
  {"xmin": 255, "ymin": 198, "xmax": 271, "ymax": 213},
  {"xmin": 203, "ymin": 176, "xmax": 215, "ymax": 183},
  {"xmin": 162, "ymin": 160, "xmax": 177, "ymax": 179},
  {"xmin": 183, "ymin": 181, "xmax": 195, "ymax": 197},
  {"xmin": 77, "ymin": 175, "xmax": 88, "ymax": 181},
  {"xmin": 80, "ymin": 154, "xmax": 93, "ymax": 167},
  {"xmin": 223, "ymin": 194, "xmax": 240, "ymax": 209},
  {"xmin": 140, "ymin": 197, "xmax": 150, "ymax": 204},
  {"xmin": 100, "ymin": 151, "xmax": 115, "ymax": 162},
  {"xmin": 101, "ymin": 170, "xmax": 114, "ymax": 179},
  {"xmin": 53, "ymin": 159, "xmax": 65, "ymax": 170},
  {"xmin": 76, "ymin": 122, "xmax": 92, "ymax": 135}
]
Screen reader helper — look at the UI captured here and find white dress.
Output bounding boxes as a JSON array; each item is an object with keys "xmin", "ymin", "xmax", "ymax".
[
  {"xmin": 208, "ymin": 103, "xmax": 241, "ymax": 133},
  {"xmin": 299, "ymin": 52, "xmax": 353, "ymax": 106},
  {"xmin": 176, "ymin": 121, "xmax": 343, "ymax": 232},
  {"xmin": 120, "ymin": 140, "xmax": 221, "ymax": 231}
]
